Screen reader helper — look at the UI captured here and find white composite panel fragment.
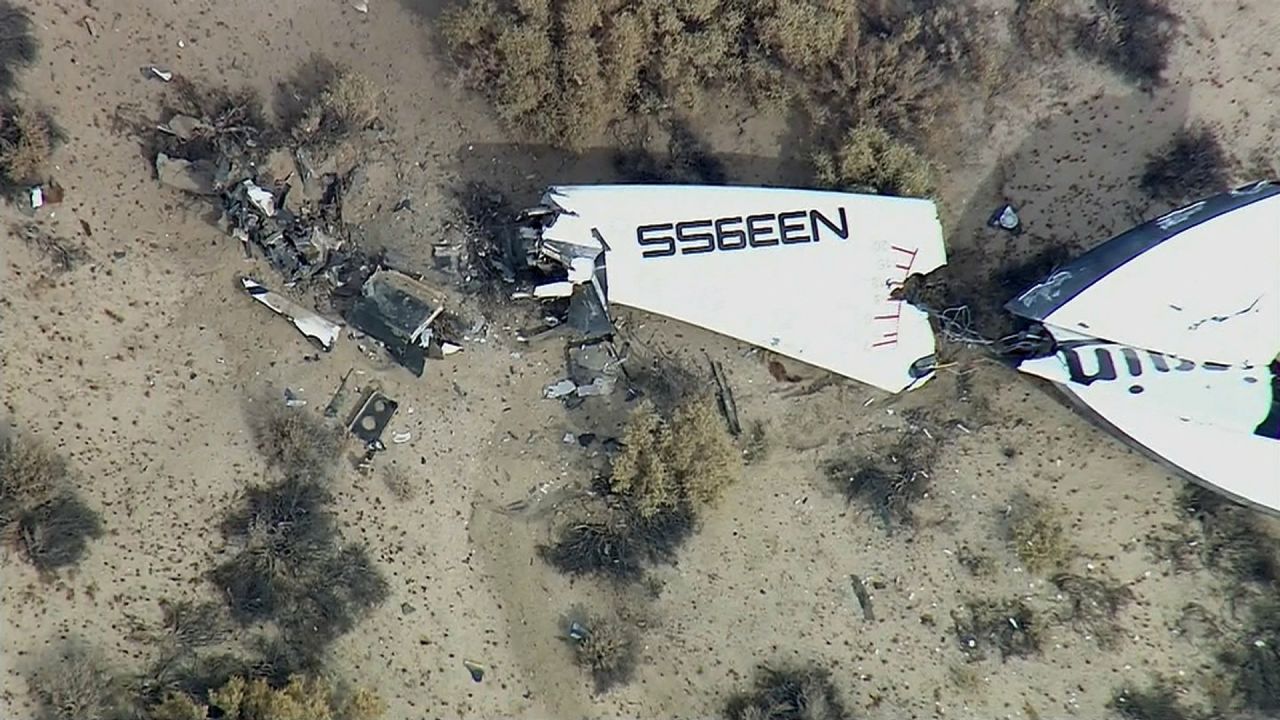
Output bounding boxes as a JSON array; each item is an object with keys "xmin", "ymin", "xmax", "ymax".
[
  {"xmin": 1025, "ymin": 328, "xmax": 1280, "ymax": 513},
  {"xmin": 241, "ymin": 277, "xmax": 341, "ymax": 350},
  {"xmin": 541, "ymin": 185, "xmax": 946, "ymax": 393},
  {"xmin": 1035, "ymin": 194, "xmax": 1280, "ymax": 367}
]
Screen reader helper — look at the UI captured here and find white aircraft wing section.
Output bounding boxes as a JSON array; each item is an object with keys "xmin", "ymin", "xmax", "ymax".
[
  {"xmin": 1008, "ymin": 182, "xmax": 1280, "ymax": 367},
  {"xmin": 540, "ymin": 184, "xmax": 946, "ymax": 393}
]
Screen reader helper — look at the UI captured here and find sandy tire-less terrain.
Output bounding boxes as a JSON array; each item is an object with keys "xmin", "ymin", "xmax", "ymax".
[{"xmin": 3, "ymin": 1, "xmax": 1280, "ymax": 719}]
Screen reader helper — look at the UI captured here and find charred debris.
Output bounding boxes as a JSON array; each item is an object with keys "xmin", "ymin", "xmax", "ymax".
[{"xmin": 149, "ymin": 81, "xmax": 464, "ymax": 378}]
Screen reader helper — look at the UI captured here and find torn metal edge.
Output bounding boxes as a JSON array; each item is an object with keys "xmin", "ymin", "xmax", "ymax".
[{"xmin": 241, "ymin": 277, "xmax": 341, "ymax": 351}]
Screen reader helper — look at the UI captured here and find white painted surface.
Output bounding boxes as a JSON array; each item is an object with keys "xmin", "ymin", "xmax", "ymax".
[
  {"xmin": 1025, "ymin": 327, "xmax": 1280, "ymax": 512},
  {"xmin": 241, "ymin": 277, "xmax": 341, "ymax": 350},
  {"xmin": 1039, "ymin": 194, "xmax": 1280, "ymax": 367},
  {"xmin": 540, "ymin": 185, "xmax": 946, "ymax": 393}
]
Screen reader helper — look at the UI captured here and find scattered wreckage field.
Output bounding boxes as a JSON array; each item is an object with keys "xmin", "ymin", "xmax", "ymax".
[{"xmin": 4, "ymin": 1, "xmax": 1280, "ymax": 720}]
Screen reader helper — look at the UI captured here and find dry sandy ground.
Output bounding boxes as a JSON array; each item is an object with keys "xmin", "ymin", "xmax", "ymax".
[{"xmin": 2, "ymin": 1, "xmax": 1280, "ymax": 719}]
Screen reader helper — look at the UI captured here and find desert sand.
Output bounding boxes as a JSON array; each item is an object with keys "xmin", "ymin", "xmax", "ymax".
[{"xmin": 2, "ymin": 1, "xmax": 1279, "ymax": 719}]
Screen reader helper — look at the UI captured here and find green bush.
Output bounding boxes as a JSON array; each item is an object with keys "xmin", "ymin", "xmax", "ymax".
[{"xmin": 814, "ymin": 122, "xmax": 936, "ymax": 198}]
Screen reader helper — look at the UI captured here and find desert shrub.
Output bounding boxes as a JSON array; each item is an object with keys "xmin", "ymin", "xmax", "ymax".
[
  {"xmin": 0, "ymin": 106, "xmax": 53, "ymax": 185},
  {"xmin": 248, "ymin": 402, "xmax": 344, "ymax": 484},
  {"xmin": 148, "ymin": 674, "xmax": 385, "ymax": 720},
  {"xmin": 146, "ymin": 77, "xmax": 275, "ymax": 174},
  {"xmin": 1221, "ymin": 598, "xmax": 1280, "ymax": 713},
  {"xmin": 1006, "ymin": 494, "xmax": 1071, "ymax": 574},
  {"xmin": 293, "ymin": 70, "xmax": 381, "ymax": 142},
  {"xmin": 439, "ymin": 0, "xmax": 980, "ymax": 149},
  {"xmin": 1, "ymin": 428, "xmax": 103, "ymax": 571},
  {"xmin": 150, "ymin": 692, "xmax": 208, "ymax": 720},
  {"xmin": 1012, "ymin": 0, "xmax": 1082, "ymax": 58},
  {"xmin": 724, "ymin": 664, "xmax": 851, "ymax": 720},
  {"xmin": 156, "ymin": 598, "xmax": 229, "ymax": 649},
  {"xmin": 1180, "ymin": 484, "xmax": 1280, "ymax": 589},
  {"xmin": 0, "ymin": 0, "xmax": 37, "ymax": 95},
  {"xmin": 29, "ymin": 642, "xmax": 125, "ymax": 720},
  {"xmin": 210, "ymin": 477, "xmax": 388, "ymax": 665},
  {"xmin": 753, "ymin": 0, "xmax": 856, "ymax": 72},
  {"xmin": 954, "ymin": 598, "xmax": 1042, "ymax": 661},
  {"xmin": 381, "ymin": 465, "xmax": 417, "ymax": 501},
  {"xmin": 1051, "ymin": 572, "xmax": 1134, "ymax": 648},
  {"xmin": 1075, "ymin": 0, "xmax": 1180, "ymax": 88},
  {"xmin": 566, "ymin": 612, "xmax": 639, "ymax": 692},
  {"xmin": 1141, "ymin": 125, "xmax": 1233, "ymax": 205},
  {"xmin": 15, "ymin": 221, "xmax": 90, "ymax": 273},
  {"xmin": 742, "ymin": 420, "xmax": 769, "ymax": 464},
  {"xmin": 18, "ymin": 495, "xmax": 105, "ymax": 571},
  {"xmin": 813, "ymin": 122, "xmax": 935, "ymax": 198},
  {"xmin": 540, "ymin": 501, "xmax": 695, "ymax": 581},
  {"xmin": 1013, "ymin": 0, "xmax": 1178, "ymax": 89},
  {"xmin": 0, "ymin": 426, "xmax": 64, "ymax": 525},
  {"xmin": 1109, "ymin": 679, "xmax": 1197, "ymax": 720},
  {"xmin": 842, "ymin": 15, "xmax": 944, "ymax": 135},
  {"xmin": 823, "ymin": 433, "xmax": 936, "ymax": 532},
  {"xmin": 609, "ymin": 397, "xmax": 740, "ymax": 518}
]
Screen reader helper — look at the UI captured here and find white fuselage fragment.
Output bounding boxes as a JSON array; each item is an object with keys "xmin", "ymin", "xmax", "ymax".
[
  {"xmin": 535, "ymin": 184, "xmax": 947, "ymax": 394},
  {"xmin": 241, "ymin": 277, "xmax": 341, "ymax": 351},
  {"xmin": 1010, "ymin": 186, "xmax": 1280, "ymax": 513}
]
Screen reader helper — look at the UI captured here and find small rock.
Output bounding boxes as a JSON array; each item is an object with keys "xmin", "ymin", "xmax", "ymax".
[
  {"xmin": 155, "ymin": 153, "xmax": 219, "ymax": 195},
  {"xmin": 401, "ymin": 602, "xmax": 416, "ymax": 615}
]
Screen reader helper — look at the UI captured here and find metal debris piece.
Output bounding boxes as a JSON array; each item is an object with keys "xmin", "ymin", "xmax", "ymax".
[
  {"xmin": 149, "ymin": 66, "xmax": 173, "ymax": 82},
  {"xmin": 463, "ymin": 660, "xmax": 485, "ymax": 682},
  {"xmin": 850, "ymin": 574, "xmax": 875, "ymax": 622},
  {"xmin": 160, "ymin": 114, "xmax": 211, "ymax": 141},
  {"xmin": 352, "ymin": 0, "xmax": 369, "ymax": 12},
  {"xmin": 241, "ymin": 277, "xmax": 341, "ymax": 351},
  {"xmin": 708, "ymin": 357, "xmax": 741, "ymax": 436},
  {"xmin": 28, "ymin": 187, "xmax": 43, "ymax": 209},
  {"xmin": 543, "ymin": 379, "xmax": 576, "ymax": 399},
  {"xmin": 391, "ymin": 431, "xmax": 411, "ymax": 444},
  {"xmin": 244, "ymin": 180, "xmax": 276, "ymax": 216},
  {"xmin": 155, "ymin": 153, "xmax": 219, "ymax": 195},
  {"xmin": 324, "ymin": 369, "xmax": 354, "ymax": 418},
  {"xmin": 347, "ymin": 389, "xmax": 398, "ymax": 447},
  {"xmin": 284, "ymin": 388, "xmax": 307, "ymax": 407},
  {"xmin": 988, "ymin": 204, "xmax": 1022, "ymax": 234},
  {"xmin": 345, "ymin": 269, "xmax": 445, "ymax": 377},
  {"xmin": 222, "ymin": 177, "xmax": 346, "ymax": 283}
]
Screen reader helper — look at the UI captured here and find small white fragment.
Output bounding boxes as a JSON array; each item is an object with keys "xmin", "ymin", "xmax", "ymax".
[
  {"xmin": 392, "ymin": 431, "xmax": 411, "ymax": 444},
  {"xmin": 563, "ymin": 433, "xmax": 575, "ymax": 444},
  {"xmin": 29, "ymin": 186, "xmax": 43, "ymax": 209},
  {"xmin": 149, "ymin": 66, "xmax": 173, "ymax": 82},
  {"xmin": 533, "ymin": 281, "xmax": 575, "ymax": 298},
  {"xmin": 243, "ymin": 180, "xmax": 276, "ymax": 216},
  {"xmin": 352, "ymin": 0, "xmax": 369, "ymax": 11}
]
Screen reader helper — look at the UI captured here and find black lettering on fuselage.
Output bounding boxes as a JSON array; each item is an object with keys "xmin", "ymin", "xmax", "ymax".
[
  {"xmin": 747, "ymin": 214, "xmax": 778, "ymax": 247},
  {"xmin": 637, "ymin": 223, "xmax": 675, "ymax": 258},
  {"xmin": 1059, "ymin": 341, "xmax": 1234, "ymax": 384},
  {"xmin": 635, "ymin": 207, "xmax": 851, "ymax": 259},
  {"xmin": 778, "ymin": 211, "xmax": 810, "ymax": 244},
  {"xmin": 675, "ymin": 220, "xmax": 714, "ymax": 254},
  {"xmin": 716, "ymin": 217, "xmax": 746, "ymax": 250},
  {"xmin": 809, "ymin": 207, "xmax": 848, "ymax": 242}
]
